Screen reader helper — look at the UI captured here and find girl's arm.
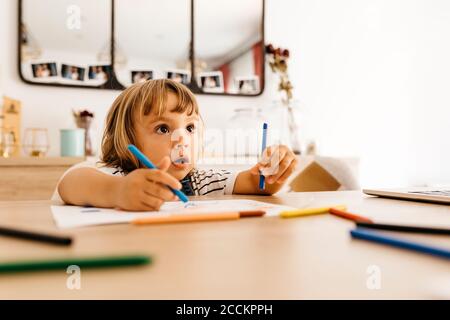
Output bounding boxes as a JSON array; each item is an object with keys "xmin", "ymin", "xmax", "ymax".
[
  {"xmin": 233, "ymin": 145, "xmax": 297, "ymax": 195},
  {"xmin": 58, "ymin": 167, "xmax": 123, "ymax": 208},
  {"xmin": 58, "ymin": 157, "xmax": 182, "ymax": 211}
]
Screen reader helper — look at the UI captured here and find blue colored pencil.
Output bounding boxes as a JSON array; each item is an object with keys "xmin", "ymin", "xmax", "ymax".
[
  {"xmin": 127, "ymin": 144, "xmax": 189, "ymax": 203},
  {"xmin": 259, "ymin": 123, "xmax": 268, "ymax": 190},
  {"xmin": 350, "ymin": 227, "xmax": 450, "ymax": 260}
]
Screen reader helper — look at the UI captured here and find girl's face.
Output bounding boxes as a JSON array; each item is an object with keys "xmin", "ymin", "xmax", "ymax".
[{"xmin": 134, "ymin": 92, "xmax": 200, "ymax": 180}]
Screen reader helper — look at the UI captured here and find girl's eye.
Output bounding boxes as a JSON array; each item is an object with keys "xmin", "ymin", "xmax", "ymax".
[
  {"xmin": 155, "ymin": 125, "xmax": 170, "ymax": 135},
  {"xmin": 186, "ymin": 124, "xmax": 196, "ymax": 133}
]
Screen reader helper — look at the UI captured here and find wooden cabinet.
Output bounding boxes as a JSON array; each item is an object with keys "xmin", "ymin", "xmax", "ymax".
[
  {"xmin": 0, "ymin": 157, "xmax": 84, "ymax": 200},
  {"xmin": 0, "ymin": 155, "xmax": 359, "ymax": 201}
]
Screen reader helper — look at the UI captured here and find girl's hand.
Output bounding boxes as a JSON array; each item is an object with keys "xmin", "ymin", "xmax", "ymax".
[
  {"xmin": 114, "ymin": 157, "xmax": 181, "ymax": 211},
  {"xmin": 250, "ymin": 145, "xmax": 297, "ymax": 186}
]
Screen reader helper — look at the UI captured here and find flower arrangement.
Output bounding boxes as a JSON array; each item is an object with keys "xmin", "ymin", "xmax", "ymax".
[
  {"xmin": 72, "ymin": 109, "xmax": 94, "ymax": 127},
  {"xmin": 266, "ymin": 44, "xmax": 293, "ymax": 104},
  {"xmin": 265, "ymin": 44, "xmax": 302, "ymax": 154}
]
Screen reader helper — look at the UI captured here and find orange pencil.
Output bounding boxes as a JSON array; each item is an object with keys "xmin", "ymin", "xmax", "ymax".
[
  {"xmin": 329, "ymin": 207, "xmax": 374, "ymax": 224},
  {"xmin": 132, "ymin": 210, "xmax": 265, "ymax": 225}
]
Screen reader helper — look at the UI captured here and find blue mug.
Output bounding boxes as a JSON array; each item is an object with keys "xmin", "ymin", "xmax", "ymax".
[{"xmin": 60, "ymin": 128, "xmax": 85, "ymax": 157}]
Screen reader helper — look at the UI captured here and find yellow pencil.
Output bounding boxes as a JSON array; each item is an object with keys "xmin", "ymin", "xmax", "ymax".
[{"xmin": 279, "ymin": 205, "xmax": 347, "ymax": 218}]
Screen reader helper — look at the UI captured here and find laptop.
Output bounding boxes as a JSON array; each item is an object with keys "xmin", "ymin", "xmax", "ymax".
[{"xmin": 363, "ymin": 187, "xmax": 450, "ymax": 205}]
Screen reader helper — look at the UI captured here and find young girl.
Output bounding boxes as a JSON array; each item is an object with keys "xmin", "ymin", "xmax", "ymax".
[{"xmin": 54, "ymin": 79, "xmax": 297, "ymax": 211}]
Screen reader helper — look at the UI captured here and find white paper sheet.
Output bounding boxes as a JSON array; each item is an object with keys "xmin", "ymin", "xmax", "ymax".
[{"xmin": 51, "ymin": 200, "xmax": 296, "ymax": 229}]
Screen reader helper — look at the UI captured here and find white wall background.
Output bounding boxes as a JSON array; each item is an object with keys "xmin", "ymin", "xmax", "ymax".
[{"xmin": 1, "ymin": 0, "xmax": 449, "ymax": 188}]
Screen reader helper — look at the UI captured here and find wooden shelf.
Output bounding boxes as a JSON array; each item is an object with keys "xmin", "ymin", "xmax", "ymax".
[
  {"xmin": 0, "ymin": 156, "xmax": 85, "ymax": 167},
  {"xmin": 0, "ymin": 156, "xmax": 86, "ymax": 201}
]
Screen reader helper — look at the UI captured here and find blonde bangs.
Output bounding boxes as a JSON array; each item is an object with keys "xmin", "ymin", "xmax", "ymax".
[{"xmin": 137, "ymin": 79, "xmax": 198, "ymax": 119}]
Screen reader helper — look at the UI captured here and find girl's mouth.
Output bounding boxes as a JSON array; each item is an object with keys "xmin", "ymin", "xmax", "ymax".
[{"xmin": 172, "ymin": 157, "xmax": 190, "ymax": 169}]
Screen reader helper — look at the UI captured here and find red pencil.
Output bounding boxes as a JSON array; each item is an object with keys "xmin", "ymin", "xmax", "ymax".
[{"xmin": 329, "ymin": 207, "xmax": 374, "ymax": 224}]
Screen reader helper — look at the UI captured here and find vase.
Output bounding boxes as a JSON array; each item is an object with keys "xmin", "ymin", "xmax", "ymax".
[
  {"xmin": 264, "ymin": 100, "xmax": 303, "ymax": 155},
  {"xmin": 285, "ymin": 101, "xmax": 302, "ymax": 155},
  {"xmin": 75, "ymin": 117, "xmax": 94, "ymax": 156}
]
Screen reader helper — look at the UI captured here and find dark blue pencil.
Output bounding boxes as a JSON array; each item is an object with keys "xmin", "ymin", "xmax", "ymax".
[{"xmin": 350, "ymin": 227, "xmax": 450, "ymax": 260}]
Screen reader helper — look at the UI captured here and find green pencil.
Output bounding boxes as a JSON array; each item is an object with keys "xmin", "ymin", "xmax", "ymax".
[{"xmin": 0, "ymin": 255, "xmax": 151, "ymax": 273}]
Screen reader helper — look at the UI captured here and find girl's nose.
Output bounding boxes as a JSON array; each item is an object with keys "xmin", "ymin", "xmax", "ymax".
[{"xmin": 173, "ymin": 135, "xmax": 183, "ymax": 144}]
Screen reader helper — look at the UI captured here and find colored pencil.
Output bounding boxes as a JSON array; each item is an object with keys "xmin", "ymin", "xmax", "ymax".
[
  {"xmin": 128, "ymin": 144, "xmax": 189, "ymax": 203},
  {"xmin": 280, "ymin": 205, "xmax": 346, "ymax": 218},
  {"xmin": 329, "ymin": 207, "xmax": 374, "ymax": 223},
  {"xmin": 356, "ymin": 222, "xmax": 450, "ymax": 235},
  {"xmin": 259, "ymin": 123, "xmax": 268, "ymax": 190},
  {"xmin": 132, "ymin": 210, "xmax": 265, "ymax": 225},
  {"xmin": 350, "ymin": 228, "xmax": 450, "ymax": 260},
  {"xmin": 0, "ymin": 255, "xmax": 151, "ymax": 273},
  {"xmin": 0, "ymin": 225, "xmax": 72, "ymax": 246}
]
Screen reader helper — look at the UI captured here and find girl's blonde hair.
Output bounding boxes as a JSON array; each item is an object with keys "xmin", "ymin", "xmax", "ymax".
[{"xmin": 101, "ymin": 79, "xmax": 199, "ymax": 173}]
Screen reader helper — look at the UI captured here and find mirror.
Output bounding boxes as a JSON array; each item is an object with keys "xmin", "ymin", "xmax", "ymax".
[
  {"xmin": 18, "ymin": 0, "xmax": 265, "ymax": 95},
  {"xmin": 19, "ymin": 0, "xmax": 115, "ymax": 88},
  {"xmin": 115, "ymin": 0, "xmax": 191, "ymax": 87},
  {"xmin": 193, "ymin": 0, "xmax": 264, "ymax": 95}
]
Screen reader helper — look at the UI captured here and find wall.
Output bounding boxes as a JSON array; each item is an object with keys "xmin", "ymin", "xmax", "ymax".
[{"xmin": 1, "ymin": 0, "xmax": 449, "ymax": 188}]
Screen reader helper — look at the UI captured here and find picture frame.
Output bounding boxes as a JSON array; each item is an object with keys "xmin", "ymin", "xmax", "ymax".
[
  {"xmin": 165, "ymin": 69, "xmax": 191, "ymax": 85},
  {"xmin": 234, "ymin": 76, "xmax": 260, "ymax": 95},
  {"xmin": 197, "ymin": 71, "xmax": 224, "ymax": 93},
  {"xmin": 131, "ymin": 70, "xmax": 154, "ymax": 84},
  {"xmin": 87, "ymin": 65, "xmax": 111, "ymax": 83},
  {"xmin": 31, "ymin": 62, "xmax": 58, "ymax": 78},
  {"xmin": 61, "ymin": 64, "xmax": 85, "ymax": 81}
]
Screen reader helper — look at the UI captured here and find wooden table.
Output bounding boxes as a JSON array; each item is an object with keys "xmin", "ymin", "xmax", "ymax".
[{"xmin": 0, "ymin": 191, "xmax": 449, "ymax": 299}]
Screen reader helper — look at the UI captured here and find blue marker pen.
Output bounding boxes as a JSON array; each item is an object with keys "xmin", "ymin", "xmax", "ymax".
[
  {"xmin": 259, "ymin": 123, "xmax": 268, "ymax": 190},
  {"xmin": 127, "ymin": 144, "xmax": 189, "ymax": 203}
]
